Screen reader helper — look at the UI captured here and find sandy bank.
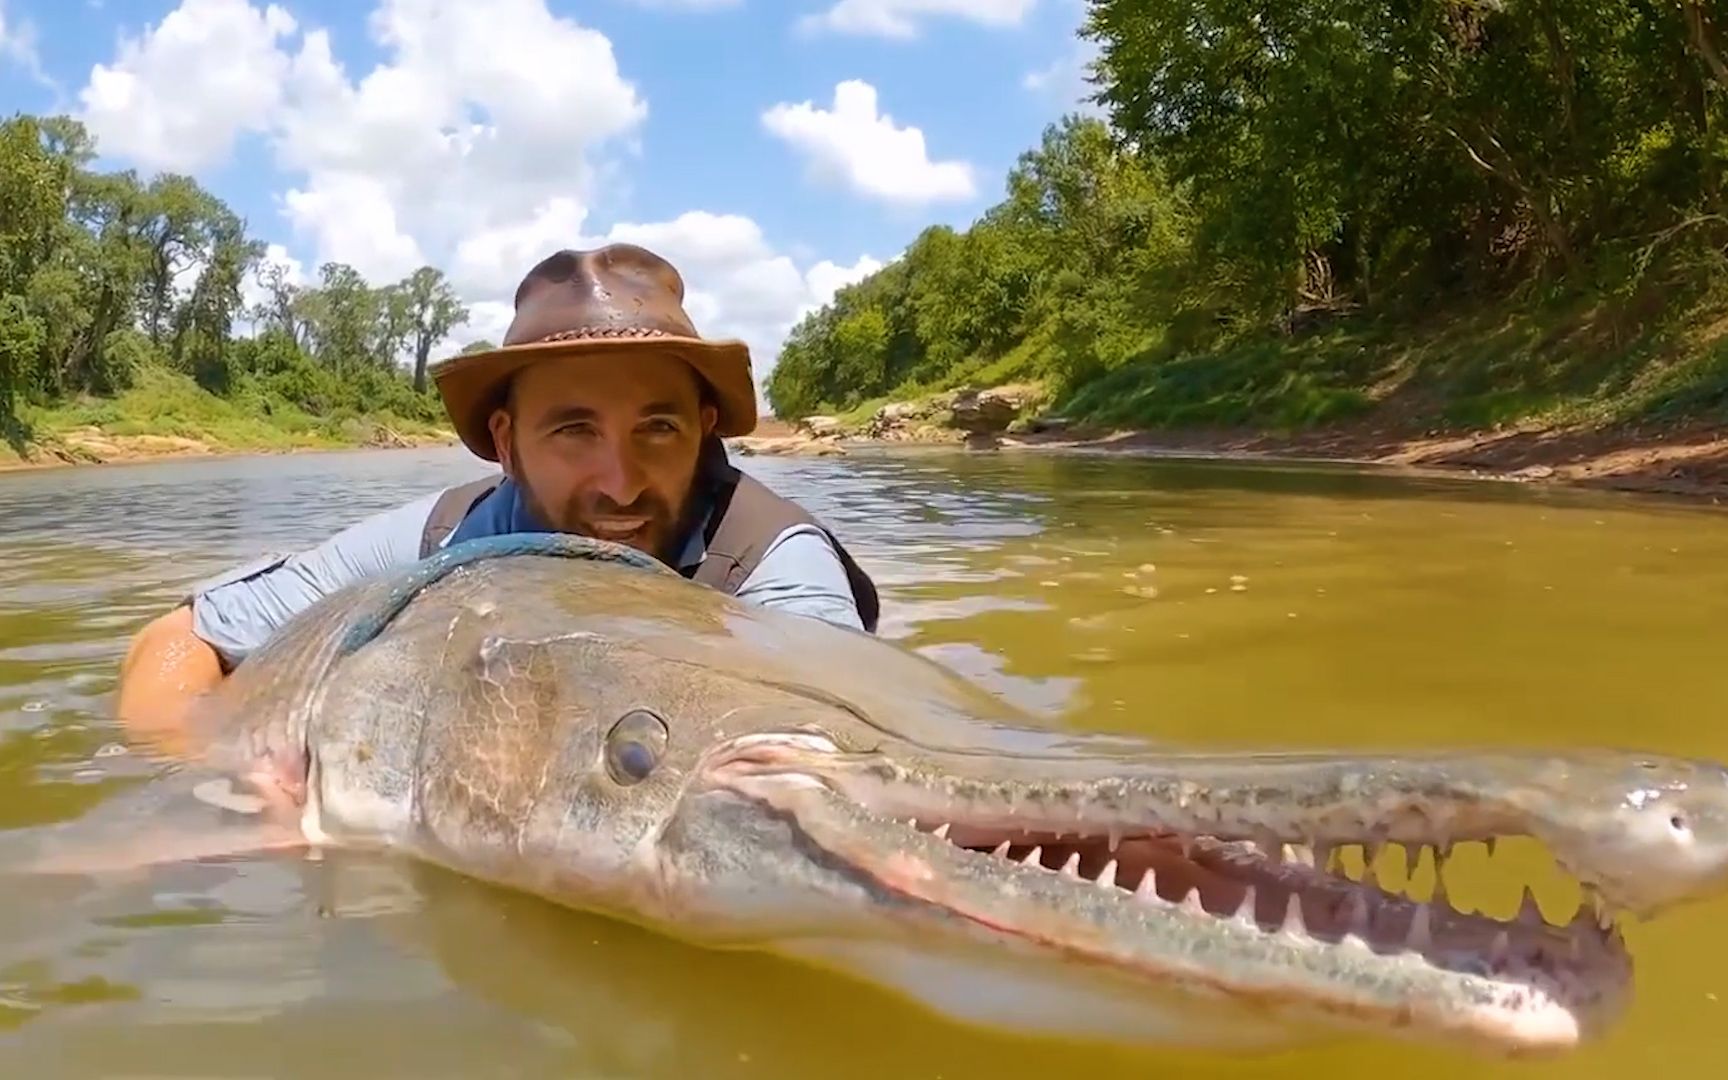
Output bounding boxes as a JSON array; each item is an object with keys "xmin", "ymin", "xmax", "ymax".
[
  {"xmin": 738, "ymin": 416, "xmax": 1728, "ymax": 503},
  {"xmin": 0, "ymin": 424, "xmax": 461, "ymax": 474}
]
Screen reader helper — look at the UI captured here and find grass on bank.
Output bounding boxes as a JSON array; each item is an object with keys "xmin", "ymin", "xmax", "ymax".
[
  {"xmin": 824, "ymin": 264, "xmax": 1728, "ymax": 440},
  {"xmin": 1, "ymin": 364, "xmax": 455, "ymax": 467}
]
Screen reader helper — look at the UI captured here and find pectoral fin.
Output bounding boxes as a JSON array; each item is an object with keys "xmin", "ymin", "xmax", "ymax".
[{"xmin": 0, "ymin": 768, "xmax": 313, "ymax": 879}]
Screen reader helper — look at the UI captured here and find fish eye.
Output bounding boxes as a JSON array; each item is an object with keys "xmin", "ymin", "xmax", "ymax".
[{"xmin": 605, "ymin": 708, "xmax": 669, "ymax": 785}]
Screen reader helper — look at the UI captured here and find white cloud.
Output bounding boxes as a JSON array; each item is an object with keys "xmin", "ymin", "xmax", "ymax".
[
  {"xmin": 1022, "ymin": 0, "xmax": 1103, "ymax": 117},
  {"xmin": 77, "ymin": 0, "xmax": 299, "ymax": 171},
  {"xmin": 281, "ymin": 172, "xmax": 426, "ymax": 283},
  {"xmin": 621, "ymin": 0, "xmax": 741, "ymax": 8},
  {"xmin": 70, "ymin": 0, "xmax": 887, "ymax": 395},
  {"xmin": 799, "ymin": 0, "xmax": 1037, "ymax": 39},
  {"xmin": 0, "ymin": 1, "xmax": 52, "ymax": 89},
  {"xmin": 763, "ymin": 80, "xmax": 976, "ymax": 205},
  {"xmin": 267, "ymin": 0, "xmax": 648, "ymax": 284}
]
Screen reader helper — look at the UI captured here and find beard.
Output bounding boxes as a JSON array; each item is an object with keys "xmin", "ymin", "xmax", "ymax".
[{"xmin": 504, "ymin": 442, "xmax": 702, "ymax": 565}]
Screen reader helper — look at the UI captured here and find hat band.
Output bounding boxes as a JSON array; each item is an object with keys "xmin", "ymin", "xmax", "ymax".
[{"xmin": 535, "ymin": 325, "xmax": 676, "ymax": 343}]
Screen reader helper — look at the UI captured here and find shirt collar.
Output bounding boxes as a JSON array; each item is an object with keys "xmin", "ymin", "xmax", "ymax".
[{"xmin": 495, "ymin": 476, "xmax": 714, "ymax": 572}]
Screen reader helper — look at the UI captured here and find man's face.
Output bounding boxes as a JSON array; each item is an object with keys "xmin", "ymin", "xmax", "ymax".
[{"xmin": 486, "ymin": 352, "xmax": 718, "ymax": 561}]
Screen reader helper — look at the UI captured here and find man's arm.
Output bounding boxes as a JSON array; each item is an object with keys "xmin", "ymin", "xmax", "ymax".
[
  {"xmin": 733, "ymin": 524, "xmax": 868, "ymax": 632},
  {"xmin": 114, "ymin": 490, "xmax": 444, "ymax": 747}
]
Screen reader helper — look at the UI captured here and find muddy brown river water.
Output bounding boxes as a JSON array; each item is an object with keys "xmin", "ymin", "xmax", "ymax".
[{"xmin": 2, "ymin": 444, "xmax": 1726, "ymax": 1078}]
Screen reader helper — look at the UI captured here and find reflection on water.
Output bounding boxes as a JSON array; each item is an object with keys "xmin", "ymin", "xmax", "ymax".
[{"xmin": 3, "ymin": 445, "xmax": 1728, "ymax": 1077}]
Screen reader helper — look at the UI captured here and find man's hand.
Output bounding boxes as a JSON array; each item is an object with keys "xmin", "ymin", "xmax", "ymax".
[{"xmin": 114, "ymin": 604, "xmax": 226, "ymax": 757}]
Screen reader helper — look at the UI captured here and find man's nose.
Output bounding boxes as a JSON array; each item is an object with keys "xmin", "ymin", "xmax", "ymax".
[{"xmin": 593, "ymin": 443, "xmax": 648, "ymax": 507}]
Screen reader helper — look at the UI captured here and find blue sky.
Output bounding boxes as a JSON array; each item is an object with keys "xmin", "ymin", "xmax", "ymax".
[{"xmin": 0, "ymin": 0, "xmax": 1098, "ymax": 394}]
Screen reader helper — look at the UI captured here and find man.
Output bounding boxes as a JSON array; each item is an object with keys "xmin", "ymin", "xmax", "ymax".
[{"xmin": 115, "ymin": 243, "xmax": 879, "ymax": 746}]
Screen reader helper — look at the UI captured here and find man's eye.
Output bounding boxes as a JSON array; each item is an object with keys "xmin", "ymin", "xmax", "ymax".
[{"xmin": 643, "ymin": 419, "xmax": 680, "ymax": 435}]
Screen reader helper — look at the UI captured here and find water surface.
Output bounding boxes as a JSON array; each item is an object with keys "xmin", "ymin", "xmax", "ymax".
[{"xmin": 2, "ymin": 444, "xmax": 1726, "ymax": 1078}]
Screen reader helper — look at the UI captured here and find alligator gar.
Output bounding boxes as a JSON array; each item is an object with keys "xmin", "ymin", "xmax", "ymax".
[{"xmin": 26, "ymin": 533, "xmax": 1728, "ymax": 1055}]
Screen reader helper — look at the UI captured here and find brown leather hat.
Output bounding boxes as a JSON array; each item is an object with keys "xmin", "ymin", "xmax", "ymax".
[{"xmin": 431, "ymin": 243, "xmax": 757, "ymax": 461}]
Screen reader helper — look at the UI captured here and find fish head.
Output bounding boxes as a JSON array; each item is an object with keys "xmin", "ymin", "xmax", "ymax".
[{"xmin": 1507, "ymin": 750, "xmax": 1728, "ymax": 918}]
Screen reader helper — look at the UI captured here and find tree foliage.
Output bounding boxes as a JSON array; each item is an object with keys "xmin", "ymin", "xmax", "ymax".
[
  {"xmin": 0, "ymin": 112, "xmax": 472, "ymax": 434},
  {"xmin": 767, "ymin": 0, "xmax": 1728, "ymax": 422}
]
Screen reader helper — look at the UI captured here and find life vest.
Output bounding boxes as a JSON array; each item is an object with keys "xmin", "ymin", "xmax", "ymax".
[{"xmin": 417, "ymin": 447, "xmax": 881, "ymax": 633}]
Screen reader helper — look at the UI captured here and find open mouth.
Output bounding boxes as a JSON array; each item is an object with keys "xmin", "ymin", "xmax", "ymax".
[
  {"xmin": 915, "ymin": 819, "xmax": 1627, "ymax": 985},
  {"xmin": 704, "ymin": 733, "xmax": 1636, "ymax": 1052},
  {"xmin": 863, "ymin": 818, "xmax": 1627, "ymax": 1051}
]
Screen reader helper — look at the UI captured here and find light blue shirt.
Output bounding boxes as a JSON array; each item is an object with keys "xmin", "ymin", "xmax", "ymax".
[{"xmin": 187, "ymin": 481, "xmax": 867, "ymax": 671}]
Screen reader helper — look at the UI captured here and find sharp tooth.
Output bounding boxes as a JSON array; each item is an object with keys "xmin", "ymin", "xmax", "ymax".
[
  {"xmin": 1098, "ymin": 859, "xmax": 1119, "ymax": 889},
  {"xmin": 1179, "ymin": 887, "xmax": 1206, "ymax": 916},
  {"xmin": 1234, "ymin": 885, "xmax": 1257, "ymax": 925},
  {"xmin": 1580, "ymin": 885, "xmax": 1614, "ymax": 931},
  {"xmin": 1314, "ymin": 841, "xmax": 1336, "ymax": 872},
  {"xmin": 1135, "ymin": 867, "xmax": 1159, "ymax": 901},
  {"xmin": 1255, "ymin": 829, "xmax": 1282, "ymax": 862},
  {"xmin": 1399, "ymin": 842, "xmax": 1424, "ymax": 871},
  {"xmin": 1020, "ymin": 846, "xmax": 1043, "ymax": 868},
  {"xmin": 1517, "ymin": 886, "xmax": 1545, "ymax": 926},
  {"xmin": 1432, "ymin": 867, "xmax": 1450, "ymax": 910},
  {"xmin": 932, "ymin": 822, "xmax": 951, "ymax": 840},
  {"xmin": 1283, "ymin": 843, "xmax": 1314, "ymax": 867},
  {"xmin": 1362, "ymin": 858, "xmax": 1380, "ymax": 890},
  {"xmin": 1407, "ymin": 903, "xmax": 1432, "ymax": 951},
  {"xmin": 1061, "ymin": 851, "xmax": 1082, "ymax": 877},
  {"xmin": 905, "ymin": 818, "xmax": 919, "ymax": 830},
  {"xmin": 1107, "ymin": 827, "xmax": 1121, "ymax": 852},
  {"xmin": 1482, "ymin": 837, "xmax": 1497, "ymax": 858},
  {"xmin": 1282, "ymin": 893, "xmax": 1308, "ymax": 937},
  {"xmin": 1489, "ymin": 930, "xmax": 1510, "ymax": 968},
  {"xmin": 990, "ymin": 841, "xmax": 1011, "ymax": 859}
]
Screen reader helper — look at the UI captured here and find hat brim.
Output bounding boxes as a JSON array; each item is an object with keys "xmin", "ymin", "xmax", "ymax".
[{"xmin": 430, "ymin": 335, "xmax": 758, "ymax": 462}]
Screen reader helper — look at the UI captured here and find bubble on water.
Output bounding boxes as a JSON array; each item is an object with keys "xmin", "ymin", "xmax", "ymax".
[
  {"xmin": 1122, "ymin": 585, "xmax": 1158, "ymax": 599},
  {"xmin": 73, "ymin": 768, "xmax": 102, "ymax": 780},
  {"xmin": 21, "ymin": 701, "xmax": 46, "ymax": 713},
  {"xmin": 94, "ymin": 743, "xmax": 128, "ymax": 758},
  {"xmin": 1138, "ymin": 563, "xmax": 1156, "ymax": 574}
]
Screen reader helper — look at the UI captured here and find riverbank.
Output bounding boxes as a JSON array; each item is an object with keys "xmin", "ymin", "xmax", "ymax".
[
  {"xmin": 0, "ymin": 366, "xmax": 459, "ymax": 473},
  {"xmin": 0, "ymin": 422, "xmax": 459, "ymax": 472},
  {"xmin": 750, "ymin": 274, "xmax": 1728, "ymax": 503},
  {"xmin": 736, "ymin": 414, "xmax": 1728, "ymax": 502},
  {"xmin": 10, "ymin": 390, "xmax": 1726, "ymax": 503}
]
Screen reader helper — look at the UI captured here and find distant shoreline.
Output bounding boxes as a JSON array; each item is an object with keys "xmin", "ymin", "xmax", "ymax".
[
  {"xmin": 8, "ymin": 414, "xmax": 1725, "ymax": 506},
  {"xmin": 738, "ymin": 417, "xmax": 1728, "ymax": 504},
  {"xmin": 0, "ymin": 426, "xmax": 462, "ymax": 474}
]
